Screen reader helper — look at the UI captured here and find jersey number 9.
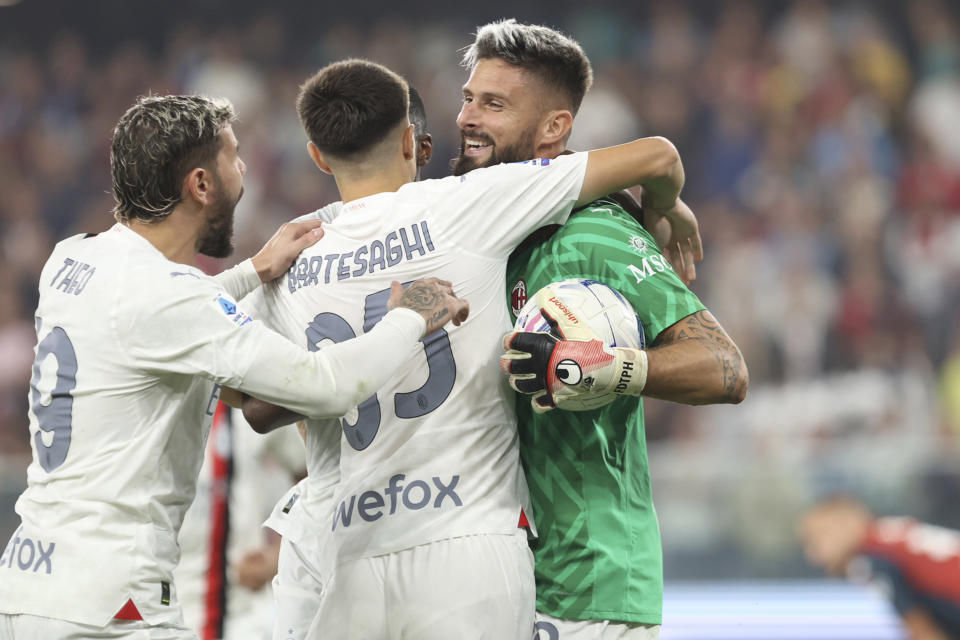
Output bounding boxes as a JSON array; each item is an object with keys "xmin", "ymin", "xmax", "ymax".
[{"xmin": 29, "ymin": 323, "xmax": 77, "ymax": 472}]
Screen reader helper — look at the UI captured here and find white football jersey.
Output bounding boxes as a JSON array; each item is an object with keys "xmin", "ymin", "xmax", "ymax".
[
  {"xmin": 254, "ymin": 201, "xmax": 345, "ymax": 615},
  {"xmin": 290, "ymin": 202, "xmax": 347, "ymax": 512},
  {"xmin": 293, "ymin": 201, "xmax": 344, "ymax": 225},
  {"xmin": 249, "ymin": 201, "xmax": 346, "ymax": 515},
  {"xmin": 245, "ymin": 153, "xmax": 588, "ymax": 562},
  {"xmin": 0, "ymin": 223, "xmax": 427, "ymax": 626}
]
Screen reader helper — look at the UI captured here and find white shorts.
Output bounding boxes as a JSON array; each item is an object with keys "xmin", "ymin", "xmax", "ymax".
[
  {"xmin": 266, "ymin": 478, "xmax": 334, "ymax": 640},
  {"xmin": 272, "ymin": 534, "xmax": 326, "ymax": 640},
  {"xmin": 307, "ymin": 530, "xmax": 535, "ymax": 640},
  {"xmin": 0, "ymin": 613, "xmax": 198, "ymax": 640},
  {"xmin": 534, "ymin": 612, "xmax": 660, "ymax": 640}
]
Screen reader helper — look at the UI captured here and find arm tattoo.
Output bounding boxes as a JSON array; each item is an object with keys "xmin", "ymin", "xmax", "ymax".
[
  {"xmin": 398, "ymin": 282, "xmax": 448, "ymax": 326},
  {"xmin": 398, "ymin": 281, "xmax": 441, "ymax": 313},
  {"xmin": 652, "ymin": 310, "xmax": 747, "ymax": 402},
  {"xmin": 426, "ymin": 308, "xmax": 449, "ymax": 327}
]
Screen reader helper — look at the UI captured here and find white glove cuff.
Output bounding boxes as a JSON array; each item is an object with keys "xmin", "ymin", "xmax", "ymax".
[{"xmin": 611, "ymin": 348, "xmax": 648, "ymax": 396}]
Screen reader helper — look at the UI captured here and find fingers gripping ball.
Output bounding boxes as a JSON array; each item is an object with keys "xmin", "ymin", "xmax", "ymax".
[
  {"xmin": 501, "ymin": 329, "xmax": 622, "ymax": 412},
  {"xmin": 501, "ymin": 279, "xmax": 648, "ymax": 413}
]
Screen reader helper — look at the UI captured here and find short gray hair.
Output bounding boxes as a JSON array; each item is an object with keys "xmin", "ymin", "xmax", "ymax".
[
  {"xmin": 461, "ymin": 19, "xmax": 593, "ymax": 114},
  {"xmin": 111, "ymin": 95, "xmax": 236, "ymax": 223}
]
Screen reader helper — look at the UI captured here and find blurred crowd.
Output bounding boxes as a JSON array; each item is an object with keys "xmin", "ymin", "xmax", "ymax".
[{"xmin": 1, "ymin": 0, "xmax": 959, "ymax": 577}]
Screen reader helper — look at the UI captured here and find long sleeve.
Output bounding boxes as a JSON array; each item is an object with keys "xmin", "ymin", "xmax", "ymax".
[
  {"xmin": 119, "ymin": 271, "xmax": 426, "ymax": 418},
  {"xmin": 212, "ymin": 258, "xmax": 261, "ymax": 300}
]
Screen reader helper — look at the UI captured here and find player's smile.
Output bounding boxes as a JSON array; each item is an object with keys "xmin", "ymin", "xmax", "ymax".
[{"xmin": 462, "ymin": 134, "xmax": 493, "ymax": 157}]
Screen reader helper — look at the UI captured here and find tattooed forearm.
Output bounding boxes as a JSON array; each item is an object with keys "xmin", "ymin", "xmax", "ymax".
[{"xmin": 651, "ymin": 310, "xmax": 749, "ymax": 403}]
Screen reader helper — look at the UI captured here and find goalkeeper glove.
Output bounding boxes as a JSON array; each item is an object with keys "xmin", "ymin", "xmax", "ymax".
[{"xmin": 500, "ymin": 307, "xmax": 648, "ymax": 413}]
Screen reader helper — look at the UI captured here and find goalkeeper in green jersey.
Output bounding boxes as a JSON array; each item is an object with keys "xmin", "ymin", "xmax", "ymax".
[{"xmin": 455, "ymin": 21, "xmax": 749, "ymax": 639}]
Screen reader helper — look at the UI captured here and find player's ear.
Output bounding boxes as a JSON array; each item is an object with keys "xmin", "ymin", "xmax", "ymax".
[
  {"xmin": 540, "ymin": 109, "xmax": 573, "ymax": 146},
  {"xmin": 184, "ymin": 167, "xmax": 212, "ymax": 206},
  {"xmin": 307, "ymin": 141, "xmax": 333, "ymax": 175},
  {"xmin": 417, "ymin": 133, "xmax": 433, "ymax": 168},
  {"xmin": 402, "ymin": 123, "xmax": 415, "ymax": 161}
]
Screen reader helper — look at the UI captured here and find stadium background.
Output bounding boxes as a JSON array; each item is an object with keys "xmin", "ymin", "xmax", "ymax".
[{"xmin": 0, "ymin": 0, "xmax": 958, "ymax": 637}]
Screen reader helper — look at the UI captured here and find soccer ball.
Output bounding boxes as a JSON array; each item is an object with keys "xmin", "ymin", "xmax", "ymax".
[{"xmin": 513, "ymin": 278, "xmax": 645, "ymax": 411}]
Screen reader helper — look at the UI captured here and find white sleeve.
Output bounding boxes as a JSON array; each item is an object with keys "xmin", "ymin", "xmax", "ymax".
[
  {"xmin": 437, "ymin": 153, "xmax": 588, "ymax": 257},
  {"xmin": 238, "ymin": 285, "xmax": 273, "ymax": 328},
  {"xmin": 238, "ymin": 308, "xmax": 425, "ymax": 418},
  {"xmin": 212, "ymin": 258, "xmax": 261, "ymax": 300},
  {"xmin": 119, "ymin": 275, "xmax": 425, "ymax": 418}
]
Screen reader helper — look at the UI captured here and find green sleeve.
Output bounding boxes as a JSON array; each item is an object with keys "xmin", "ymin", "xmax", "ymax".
[{"xmin": 527, "ymin": 200, "xmax": 705, "ymax": 343}]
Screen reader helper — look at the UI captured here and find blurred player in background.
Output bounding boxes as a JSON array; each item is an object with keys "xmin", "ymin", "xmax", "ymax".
[
  {"xmin": 800, "ymin": 496, "xmax": 960, "ymax": 640},
  {"xmin": 240, "ymin": 58, "xmax": 691, "ymax": 639},
  {"xmin": 175, "ymin": 403, "xmax": 305, "ymax": 640},
  {"xmin": 245, "ymin": 86, "xmax": 434, "ymax": 640},
  {"xmin": 455, "ymin": 20, "xmax": 748, "ymax": 639},
  {"xmin": 0, "ymin": 93, "xmax": 467, "ymax": 640}
]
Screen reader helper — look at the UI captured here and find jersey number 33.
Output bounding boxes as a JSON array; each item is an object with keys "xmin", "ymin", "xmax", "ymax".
[{"xmin": 304, "ymin": 282, "xmax": 455, "ymax": 451}]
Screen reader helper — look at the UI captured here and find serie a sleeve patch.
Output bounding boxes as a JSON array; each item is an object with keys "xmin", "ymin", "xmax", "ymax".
[{"xmin": 211, "ymin": 293, "xmax": 253, "ymax": 327}]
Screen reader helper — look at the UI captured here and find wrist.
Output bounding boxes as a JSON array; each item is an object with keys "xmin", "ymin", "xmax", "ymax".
[
  {"xmin": 382, "ymin": 307, "xmax": 428, "ymax": 340},
  {"xmin": 250, "ymin": 254, "xmax": 269, "ymax": 282},
  {"xmin": 641, "ymin": 195, "xmax": 678, "ymax": 216},
  {"xmin": 237, "ymin": 258, "xmax": 262, "ymax": 286},
  {"xmin": 605, "ymin": 347, "xmax": 648, "ymax": 396}
]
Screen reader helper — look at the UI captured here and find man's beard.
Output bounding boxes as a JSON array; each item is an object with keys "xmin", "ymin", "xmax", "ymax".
[
  {"xmin": 451, "ymin": 128, "xmax": 538, "ymax": 176},
  {"xmin": 196, "ymin": 182, "xmax": 242, "ymax": 258}
]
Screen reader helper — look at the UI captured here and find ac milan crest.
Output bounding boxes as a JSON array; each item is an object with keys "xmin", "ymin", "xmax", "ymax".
[{"xmin": 511, "ymin": 279, "xmax": 527, "ymax": 317}]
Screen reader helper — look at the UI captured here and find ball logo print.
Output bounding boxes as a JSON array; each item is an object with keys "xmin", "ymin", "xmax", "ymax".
[{"xmin": 543, "ymin": 294, "xmax": 584, "ymax": 331}]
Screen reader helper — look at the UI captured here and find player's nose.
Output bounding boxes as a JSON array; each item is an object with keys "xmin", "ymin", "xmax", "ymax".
[{"xmin": 456, "ymin": 103, "xmax": 477, "ymax": 131}]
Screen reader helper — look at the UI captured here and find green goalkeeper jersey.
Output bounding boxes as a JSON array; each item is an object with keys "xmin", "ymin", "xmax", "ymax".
[{"xmin": 505, "ymin": 198, "xmax": 705, "ymax": 624}]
